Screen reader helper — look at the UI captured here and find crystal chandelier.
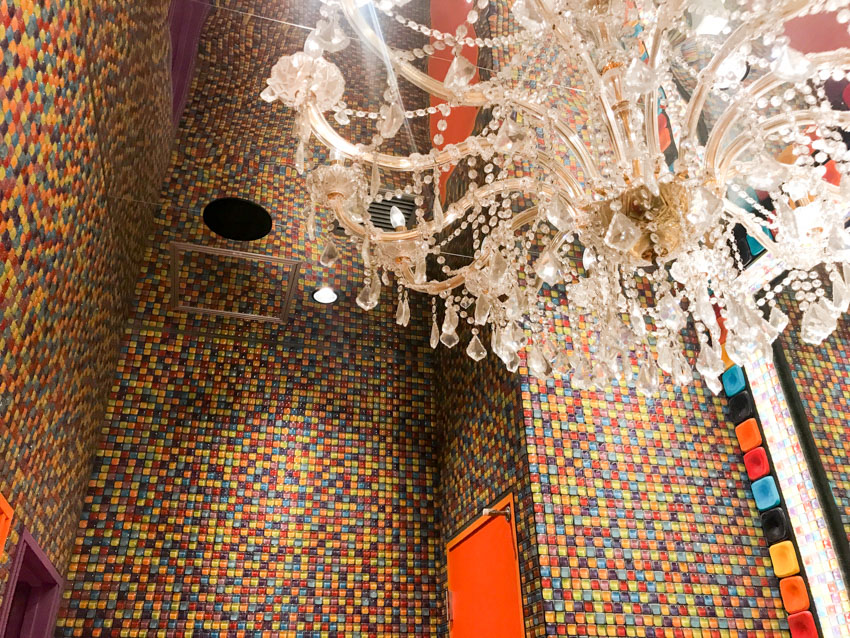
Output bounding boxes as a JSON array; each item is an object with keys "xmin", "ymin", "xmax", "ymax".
[{"xmin": 262, "ymin": 0, "xmax": 850, "ymax": 394}]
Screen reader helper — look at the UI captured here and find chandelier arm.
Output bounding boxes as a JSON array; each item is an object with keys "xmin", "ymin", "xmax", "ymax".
[
  {"xmin": 705, "ymin": 49, "xmax": 850, "ymax": 172},
  {"xmin": 682, "ymin": 0, "xmax": 811, "ymax": 142},
  {"xmin": 319, "ymin": 1, "xmax": 602, "ymax": 181},
  {"xmin": 528, "ymin": 0, "xmax": 629, "ymax": 166},
  {"xmin": 714, "ymin": 110, "xmax": 850, "ymax": 183},
  {"xmin": 642, "ymin": 0, "xmax": 686, "ymax": 160}
]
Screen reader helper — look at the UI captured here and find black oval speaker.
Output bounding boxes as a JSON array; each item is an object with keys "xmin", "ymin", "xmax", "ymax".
[
  {"xmin": 203, "ymin": 197, "xmax": 272, "ymax": 241},
  {"xmin": 760, "ymin": 508, "xmax": 789, "ymax": 544}
]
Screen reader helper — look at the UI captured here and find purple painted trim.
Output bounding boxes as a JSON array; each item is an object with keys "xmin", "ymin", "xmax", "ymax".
[
  {"xmin": 0, "ymin": 529, "xmax": 63, "ymax": 638},
  {"xmin": 169, "ymin": 0, "xmax": 211, "ymax": 128}
]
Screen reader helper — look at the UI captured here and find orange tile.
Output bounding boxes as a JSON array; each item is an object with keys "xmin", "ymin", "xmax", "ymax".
[{"xmin": 735, "ymin": 418, "xmax": 762, "ymax": 452}]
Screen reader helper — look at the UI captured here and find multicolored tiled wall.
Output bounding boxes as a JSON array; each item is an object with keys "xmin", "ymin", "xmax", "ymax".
[
  {"xmin": 520, "ymin": 287, "xmax": 787, "ymax": 636},
  {"xmin": 0, "ymin": 0, "xmax": 171, "ymax": 599},
  {"xmin": 435, "ymin": 342, "xmax": 545, "ymax": 636},
  {"xmin": 57, "ymin": 4, "xmax": 443, "ymax": 636},
  {"xmin": 777, "ymin": 302, "xmax": 850, "ymax": 544}
]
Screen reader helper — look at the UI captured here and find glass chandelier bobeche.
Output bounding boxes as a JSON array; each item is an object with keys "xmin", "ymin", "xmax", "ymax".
[{"xmin": 262, "ymin": 0, "xmax": 850, "ymax": 394}]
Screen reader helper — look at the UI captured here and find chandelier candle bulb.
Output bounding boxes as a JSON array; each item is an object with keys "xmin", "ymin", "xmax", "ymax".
[{"xmin": 261, "ymin": 0, "xmax": 850, "ymax": 390}]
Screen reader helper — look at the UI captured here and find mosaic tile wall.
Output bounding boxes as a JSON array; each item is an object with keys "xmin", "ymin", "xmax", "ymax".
[
  {"xmin": 777, "ymin": 299, "xmax": 850, "ymax": 544},
  {"xmin": 0, "ymin": 0, "xmax": 171, "ymax": 600},
  {"xmin": 435, "ymin": 342, "xmax": 545, "ymax": 636},
  {"xmin": 520, "ymin": 289, "xmax": 787, "ymax": 636},
  {"xmin": 57, "ymin": 4, "xmax": 444, "ymax": 636}
]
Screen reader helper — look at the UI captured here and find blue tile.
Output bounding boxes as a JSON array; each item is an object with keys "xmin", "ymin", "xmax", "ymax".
[
  {"xmin": 721, "ymin": 366, "xmax": 746, "ymax": 396},
  {"xmin": 752, "ymin": 476, "xmax": 781, "ymax": 511}
]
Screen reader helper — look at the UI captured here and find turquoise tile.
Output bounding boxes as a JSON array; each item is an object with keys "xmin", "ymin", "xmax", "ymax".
[
  {"xmin": 721, "ymin": 366, "xmax": 746, "ymax": 396},
  {"xmin": 752, "ymin": 476, "xmax": 781, "ymax": 511}
]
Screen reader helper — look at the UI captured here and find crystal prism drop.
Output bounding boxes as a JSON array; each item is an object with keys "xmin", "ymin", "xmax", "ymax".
[
  {"xmin": 440, "ymin": 329, "xmax": 460, "ymax": 348},
  {"xmin": 320, "ymin": 239, "xmax": 340, "ymax": 267},
  {"xmin": 466, "ymin": 334, "xmax": 487, "ymax": 361},
  {"xmin": 505, "ymin": 350, "xmax": 520, "ymax": 373},
  {"xmin": 303, "ymin": 32, "xmax": 325, "ymax": 58},
  {"xmin": 379, "ymin": 103, "xmax": 405, "ymax": 139},
  {"xmin": 334, "ymin": 109, "xmax": 350, "ymax": 125},
  {"xmin": 528, "ymin": 346, "xmax": 552, "ymax": 379},
  {"xmin": 630, "ymin": 305, "xmax": 647, "ymax": 337},
  {"xmin": 370, "ymin": 159, "xmax": 380, "ymax": 199},
  {"xmin": 260, "ymin": 86, "xmax": 277, "ymax": 103},
  {"xmin": 545, "ymin": 196, "xmax": 574, "ymax": 232},
  {"xmin": 489, "ymin": 251, "xmax": 508, "ymax": 288},
  {"xmin": 801, "ymin": 299, "xmax": 836, "ymax": 345},
  {"xmin": 444, "ymin": 55, "xmax": 477, "ymax": 92},
  {"xmin": 657, "ymin": 294, "xmax": 686, "ymax": 332},
  {"xmin": 771, "ymin": 46, "xmax": 814, "ymax": 84},
  {"xmin": 511, "ymin": 0, "xmax": 545, "ymax": 33},
  {"xmin": 582, "ymin": 247, "xmax": 597, "ymax": 271},
  {"xmin": 829, "ymin": 271, "xmax": 849, "ymax": 314},
  {"xmin": 368, "ymin": 276, "xmax": 381, "ymax": 307},
  {"xmin": 389, "ymin": 205, "xmax": 406, "ymax": 229},
  {"xmin": 433, "ymin": 193, "xmax": 445, "ymax": 226},
  {"xmin": 696, "ymin": 342, "xmax": 725, "ymax": 380},
  {"xmin": 474, "ymin": 295, "xmax": 492, "ymax": 325},
  {"xmin": 396, "ymin": 296, "xmax": 410, "ymax": 326},
  {"xmin": 313, "ymin": 17, "xmax": 350, "ymax": 53},
  {"xmin": 656, "ymin": 340, "xmax": 674, "ymax": 374},
  {"xmin": 356, "ymin": 281, "xmax": 378, "ymax": 311},
  {"xmin": 430, "ymin": 317, "xmax": 440, "ymax": 349},
  {"xmin": 305, "ymin": 203, "xmax": 316, "ymax": 241},
  {"xmin": 828, "ymin": 225, "xmax": 850, "ymax": 262},
  {"xmin": 493, "ymin": 118, "xmax": 528, "ymax": 155},
  {"xmin": 671, "ymin": 354, "xmax": 692, "ymax": 386},
  {"xmin": 604, "ymin": 211, "xmax": 642, "ymax": 252},
  {"xmin": 636, "ymin": 356, "xmax": 659, "ymax": 396},
  {"xmin": 295, "ymin": 142, "xmax": 306, "ymax": 174},
  {"xmin": 769, "ymin": 306, "xmax": 789, "ymax": 333},
  {"xmin": 442, "ymin": 304, "xmax": 459, "ymax": 334},
  {"xmin": 704, "ymin": 373, "xmax": 722, "ymax": 395},
  {"xmin": 534, "ymin": 249, "xmax": 561, "ymax": 286}
]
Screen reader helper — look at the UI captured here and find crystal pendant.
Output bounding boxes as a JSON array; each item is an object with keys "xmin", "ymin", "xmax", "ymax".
[
  {"xmin": 444, "ymin": 55, "xmax": 476, "ymax": 92},
  {"xmin": 370, "ymin": 158, "xmax": 380, "ymax": 199},
  {"xmin": 466, "ymin": 334, "xmax": 487, "ymax": 361},
  {"xmin": 623, "ymin": 58, "xmax": 657, "ymax": 97},
  {"xmin": 671, "ymin": 355, "xmax": 692, "ymax": 386},
  {"xmin": 389, "ymin": 205, "xmax": 406, "ymax": 229},
  {"xmin": 334, "ymin": 109, "xmax": 350, "ymax": 125},
  {"xmin": 656, "ymin": 340, "xmax": 674, "ymax": 374},
  {"xmin": 320, "ymin": 239, "xmax": 340, "ymax": 268},
  {"xmin": 545, "ymin": 196, "xmax": 574, "ymax": 232},
  {"xmin": 582, "ymin": 247, "xmax": 597, "ymax": 271},
  {"xmin": 657, "ymin": 294, "xmax": 686, "ymax": 332},
  {"xmin": 831, "ymin": 270, "xmax": 850, "ymax": 314},
  {"xmin": 630, "ymin": 304, "xmax": 646, "ymax": 337},
  {"xmin": 379, "ymin": 103, "xmax": 405, "ymax": 139},
  {"xmin": 396, "ymin": 296, "xmax": 410, "ymax": 326},
  {"xmin": 771, "ymin": 46, "xmax": 814, "ymax": 84},
  {"xmin": 493, "ymin": 118, "xmax": 528, "ymax": 155},
  {"xmin": 604, "ymin": 211, "xmax": 642, "ymax": 252},
  {"xmin": 356, "ymin": 279, "xmax": 379, "ymax": 311},
  {"xmin": 441, "ymin": 305, "xmax": 460, "ymax": 348},
  {"xmin": 801, "ymin": 299, "xmax": 837, "ymax": 345},
  {"xmin": 489, "ymin": 251, "xmax": 508, "ymax": 288},
  {"xmin": 430, "ymin": 317, "xmax": 440, "ymax": 349},
  {"xmin": 534, "ymin": 249, "xmax": 561, "ymax": 286},
  {"xmin": 769, "ymin": 306, "xmax": 789, "ymax": 333},
  {"xmin": 505, "ymin": 350, "xmax": 520, "ymax": 373},
  {"xmin": 636, "ymin": 355, "xmax": 659, "ymax": 396},
  {"xmin": 433, "ymin": 192, "xmax": 445, "ymax": 226},
  {"xmin": 474, "ymin": 295, "xmax": 492, "ymax": 325},
  {"xmin": 528, "ymin": 346, "xmax": 552, "ymax": 379},
  {"xmin": 295, "ymin": 142, "xmax": 306, "ymax": 175},
  {"xmin": 828, "ymin": 224, "xmax": 850, "ymax": 262},
  {"xmin": 303, "ymin": 32, "xmax": 325, "ymax": 58},
  {"xmin": 696, "ymin": 342, "xmax": 725, "ymax": 381},
  {"xmin": 694, "ymin": 288, "xmax": 720, "ymax": 339}
]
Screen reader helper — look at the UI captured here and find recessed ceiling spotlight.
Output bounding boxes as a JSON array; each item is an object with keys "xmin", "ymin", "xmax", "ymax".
[
  {"xmin": 203, "ymin": 197, "xmax": 272, "ymax": 241},
  {"xmin": 312, "ymin": 286, "xmax": 338, "ymax": 304}
]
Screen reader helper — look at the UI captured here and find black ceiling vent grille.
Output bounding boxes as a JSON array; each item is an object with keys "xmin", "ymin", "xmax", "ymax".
[{"xmin": 368, "ymin": 195, "xmax": 417, "ymax": 231}]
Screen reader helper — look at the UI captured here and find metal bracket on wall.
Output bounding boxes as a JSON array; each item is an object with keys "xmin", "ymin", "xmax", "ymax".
[
  {"xmin": 482, "ymin": 505, "xmax": 512, "ymax": 523},
  {"xmin": 169, "ymin": 242, "xmax": 302, "ymax": 325}
]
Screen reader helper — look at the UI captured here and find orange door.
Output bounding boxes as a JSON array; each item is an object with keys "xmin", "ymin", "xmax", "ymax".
[{"xmin": 446, "ymin": 494, "xmax": 524, "ymax": 637}]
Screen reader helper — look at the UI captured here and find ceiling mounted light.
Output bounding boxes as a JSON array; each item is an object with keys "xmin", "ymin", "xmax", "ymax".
[
  {"xmin": 312, "ymin": 286, "xmax": 338, "ymax": 304},
  {"xmin": 261, "ymin": 0, "xmax": 850, "ymax": 394}
]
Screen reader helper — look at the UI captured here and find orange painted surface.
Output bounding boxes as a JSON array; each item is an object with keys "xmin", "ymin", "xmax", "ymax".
[
  {"xmin": 446, "ymin": 494, "xmax": 524, "ymax": 638},
  {"xmin": 428, "ymin": 0, "xmax": 480, "ymax": 196},
  {"xmin": 0, "ymin": 492, "xmax": 12, "ymax": 553}
]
